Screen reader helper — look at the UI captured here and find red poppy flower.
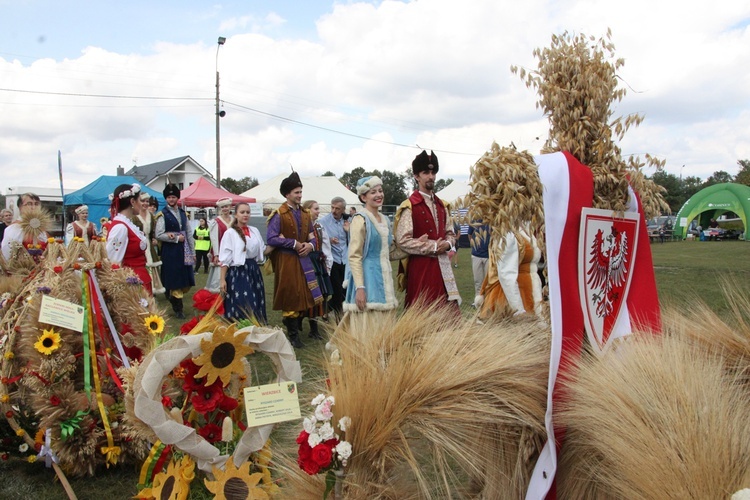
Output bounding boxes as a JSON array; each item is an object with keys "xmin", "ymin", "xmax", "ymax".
[
  {"xmin": 53, "ymin": 266, "xmax": 63, "ymax": 274},
  {"xmin": 49, "ymin": 395, "xmax": 61, "ymax": 406},
  {"xmin": 218, "ymin": 395, "xmax": 238, "ymax": 412},
  {"xmin": 161, "ymin": 396, "xmax": 172, "ymax": 408},
  {"xmin": 111, "ymin": 264, "xmax": 120, "ymax": 270},
  {"xmin": 191, "ymin": 381, "xmax": 224, "ymax": 414},
  {"xmin": 1, "ymin": 453, "xmax": 8, "ymax": 461},
  {"xmin": 197, "ymin": 423, "xmax": 222, "ymax": 443},
  {"xmin": 73, "ymin": 263, "xmax": 81, "ymax": 270},
  {"xmin": 180, "ymin": 359, "xmax": 204, "ymax": 391},
  {"xmin": 5, "ymin": 411, "xmax": 13, "ymax": 418},
  {"xmin": 179, "ymin": 315, "xmax": 203, "ymax": 335},
  {"xmin": 95, "ymin": 262, "xmax": 102, "ymax": 269}
]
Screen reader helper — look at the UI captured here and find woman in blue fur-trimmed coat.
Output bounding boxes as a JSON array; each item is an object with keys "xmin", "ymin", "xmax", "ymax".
[{"xmin": 344, "ymin": 176, "xmax": 404, "ymax": 313}]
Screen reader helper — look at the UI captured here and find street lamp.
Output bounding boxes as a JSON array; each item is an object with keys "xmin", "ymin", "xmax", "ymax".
[{"xmin": 215, "ymin": 36, "xmax": 226, "ymax": 188}]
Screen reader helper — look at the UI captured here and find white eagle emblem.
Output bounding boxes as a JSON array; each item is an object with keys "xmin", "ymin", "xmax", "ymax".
[{"xmin": 578, "ymin": 208, "xmax": 639, "ymax": 355}]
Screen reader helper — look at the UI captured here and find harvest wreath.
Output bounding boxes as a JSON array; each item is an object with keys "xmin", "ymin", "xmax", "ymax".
[
  {"xmin": 0, "ymin": 238, "xmax": 158, "ymax": 477},
  {"xmin": 127, "ymin": 322, "xmax": 301, "ymax": 498}
]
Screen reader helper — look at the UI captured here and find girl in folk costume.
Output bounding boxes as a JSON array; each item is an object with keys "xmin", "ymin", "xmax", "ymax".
[
  {"xmin": 302, "ymin": 199, "xmax": 332, "ymax": 339},
  {"xmin": 477, "ymin": 226, "xmax": 544, "ymax": 319},
  {"xmin": 106, "ymin": 183, "xmax": 152, "ymax": 294},
  {"xmin": 65, "ymin": 205, "xmax": 97, "ymax": 245},
  {"xmin": 205, "ymin": 197, "xmax": 233, "ymax": 293},
  {"xmin": 219, "ymin": 202, "xmax": 267, "ymax": 324},
  {"xmin": 133, "ymin": 193, "xmax": 165, "ymax": 294},
  {"xmin": 344, "ymin": 176, "xmax": 401, "ymax": 313}
]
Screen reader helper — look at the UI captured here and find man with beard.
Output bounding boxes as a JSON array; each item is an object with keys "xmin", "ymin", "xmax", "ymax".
[
  {"xmin": 266, "ymin": 172, "xmax": 323, "ymax": 348},
  {"xmin": 394, "ymin": 150, "xmax": 461, "ymax": 313},
  {"xmin": 155, "ymin": 183, "xmax": 195, "ymax": 319}
]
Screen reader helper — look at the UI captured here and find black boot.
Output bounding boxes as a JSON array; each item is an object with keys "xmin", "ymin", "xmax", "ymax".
[
  {"xmin": 308, "ymin": 318, "xmax": 323, "ymax": 340},
  {"xmin": 169, "ymin": 295, "xmax": 185, "ymax": 319},
  {"xmin": 283, "ymin": 317, "xmax": 304, "ymax": 349}
]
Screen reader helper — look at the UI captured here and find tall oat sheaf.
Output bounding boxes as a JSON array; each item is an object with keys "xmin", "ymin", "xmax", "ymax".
[
  {"xmin": 277, "ymin": 305, "xmax": 550, "ymax": 499},
  {"xmin": 512, "ymin": 29, "xmax": 668, "ymax": 218}
]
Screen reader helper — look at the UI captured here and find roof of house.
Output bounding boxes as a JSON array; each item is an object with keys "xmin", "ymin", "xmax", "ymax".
[{"xmin": 125, "ymin": 156, "xmax": 211, "ymax": 184}]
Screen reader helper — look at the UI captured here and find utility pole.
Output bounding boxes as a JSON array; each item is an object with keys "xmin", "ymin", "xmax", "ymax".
[{"xmin": 215, "ymin": 36, "xmax": 226, "ymax": 188}]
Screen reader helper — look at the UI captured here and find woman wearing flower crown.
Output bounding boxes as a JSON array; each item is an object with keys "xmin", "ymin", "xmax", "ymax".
[
  {"xmin": 343, "ymin": 176, "xmax": 404, "ymax": 313},
  {"xmin": 106, "ymin": 183, "xmax": 152, "ymax": 294},
  {"xmin": 65, "ymin": 205, "xmax": 97, "ymax": 245},
  {"xmin": 133, "ymin": 193, "xmax": 165, "ymax": 294},
  {"xmin": 219, "ymin": 202, "xmax": 267, "ymax": 324}
]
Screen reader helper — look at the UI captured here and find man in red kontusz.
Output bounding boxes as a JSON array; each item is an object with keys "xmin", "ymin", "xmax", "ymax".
[{"xmin": 394, "ymin": 150, "xmax": 461, "ymax": 313}]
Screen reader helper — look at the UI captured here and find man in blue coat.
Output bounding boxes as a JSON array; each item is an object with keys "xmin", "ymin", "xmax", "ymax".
[{"xmin": 155, "ymin": 183, "xmax": 195, "ymax": 319}]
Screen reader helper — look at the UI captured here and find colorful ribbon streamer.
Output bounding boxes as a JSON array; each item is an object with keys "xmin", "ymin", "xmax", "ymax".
[{"xmin": 37, "ymin": 428, "xmax": 59, "ymax": 467}]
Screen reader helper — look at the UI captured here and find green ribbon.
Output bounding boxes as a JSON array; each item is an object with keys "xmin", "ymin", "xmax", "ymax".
[
  {"xmin": 81, "ymin": 272, "xmax": 91, "ymax": 398},
  {"xmin": 60, "ymin": 410, "xmax": 89, "ymax": 441}
]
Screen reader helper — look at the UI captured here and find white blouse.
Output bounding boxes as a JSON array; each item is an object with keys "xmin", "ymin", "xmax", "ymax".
[
  {"xmin": 106, "ymin": 214, "xmax": 148, "ymax": 264},
  {"xmin": 219, "ymin": 225, "xmax": 265, "ymax": 267}
]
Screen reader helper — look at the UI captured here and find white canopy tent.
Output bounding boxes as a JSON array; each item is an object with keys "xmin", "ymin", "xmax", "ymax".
[
  {"xmin": 436, "ymin": 180, "xmax": 471, "ymax": 206},
  {"xmin": 241, "ymin": 174, "xmax": 362, "ymax": 213}
]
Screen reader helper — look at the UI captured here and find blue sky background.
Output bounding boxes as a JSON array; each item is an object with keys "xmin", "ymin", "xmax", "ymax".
[{"xmin": 1, "ymin": 0, "xmax": 749, "ymax": 192}]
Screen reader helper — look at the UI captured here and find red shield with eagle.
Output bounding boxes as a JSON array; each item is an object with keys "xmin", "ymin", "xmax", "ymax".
[{"xmin": 578, "ymin": 208, "xmax": 640, "ymax": 355}]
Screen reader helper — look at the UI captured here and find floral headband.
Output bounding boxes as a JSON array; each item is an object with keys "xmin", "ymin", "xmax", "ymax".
[
  {"xmin": 108, "ymin": 184, "xmax": 142, "ymax": 201},
  {"xmin": 74, "ymin": 205, "xmax": 89, "ymax": 214},
  {"xmin": 356, "ymin": 176, "xmax": 383, "ymax": 196}
]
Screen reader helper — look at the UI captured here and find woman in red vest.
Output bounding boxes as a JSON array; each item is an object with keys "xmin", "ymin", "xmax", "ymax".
[{"xmin": 106, "ymin": 183, "xmax": 152, "ymax": 294}]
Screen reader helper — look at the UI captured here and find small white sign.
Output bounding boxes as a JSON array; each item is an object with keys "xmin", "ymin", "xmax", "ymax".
[{"xmin": 38, "ymin": 296, "xmax": 85, "ymax": 332}]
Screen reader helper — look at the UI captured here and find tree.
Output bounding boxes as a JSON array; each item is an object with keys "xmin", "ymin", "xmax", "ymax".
[
  {"xmin": 322, "ymin": 171, "xmax": 337, "ymax": 177},
  {"xmin": 434, "ymin": 178, "xmax": 453, "ymax": 193},
  {"xmin": 649, "ymin": 170, "xmax": 683, "ymax": 214},
  {"xmin": 703, "ymin": 170, "xmax": 733, "ymax": 187},
  {"xmin": 405, "ymin": 167, "xmax": 454, "ymax": 194},
  {"xmin": 682, "ymin": 175, "xmax": 703, "ymax": 202},
  {"xmin": 220, "ymin": 176, "xmax": 259, "ymax": 194},
  {"xmin": 734, "ymin": 159, "xmax": 750, "ymax": 187},
  {"xmin": 338, "ymin": 167, "xmax": 409, "ymax": 210},
  {"xmin": 339, "ymin": 167, "xmax": 367, "ymax": 193}
]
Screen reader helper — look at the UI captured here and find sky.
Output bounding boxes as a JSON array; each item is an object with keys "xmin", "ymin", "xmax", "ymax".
[{"xmin": 1, "ymin": 0, "xmax": 749, "ymax": 194}]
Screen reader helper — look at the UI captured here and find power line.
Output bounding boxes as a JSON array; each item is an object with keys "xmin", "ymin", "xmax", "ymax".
[
  {"xmin": 224, "ymin": 100, "xmax": 482, "ymax": 157},
  {"xmin": 0, "ymin": 87, "xmax": 212, "ymax": 101}
]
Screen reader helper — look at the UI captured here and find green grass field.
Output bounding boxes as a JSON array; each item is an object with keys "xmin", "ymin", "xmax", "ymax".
[{"xmin": 1, "ymin": 240, "xmax": 748, "ymax": 499}]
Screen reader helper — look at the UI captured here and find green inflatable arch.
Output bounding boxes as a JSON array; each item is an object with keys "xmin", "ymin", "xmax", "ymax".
[{"xmin": 674, "ymin": 182, "xmax": 750, "ymax": 239}]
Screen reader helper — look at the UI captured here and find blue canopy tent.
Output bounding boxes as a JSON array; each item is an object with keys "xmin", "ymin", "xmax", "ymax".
[{"xmin": 63, "ymin": 176, "xmax": 166, "ymax": 228}]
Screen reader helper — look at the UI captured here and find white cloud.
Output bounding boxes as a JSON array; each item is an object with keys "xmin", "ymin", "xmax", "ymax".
[{"xmin": 1, "ymin": 0, "xmax": 749, "ymax": 196}]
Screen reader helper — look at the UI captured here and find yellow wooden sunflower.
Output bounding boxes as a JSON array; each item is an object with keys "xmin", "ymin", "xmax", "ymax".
[
  {"xmin": 139, "ymin": 455, "xmax": 194, "ymax": 500},
  {"xmin": 34, "ymin": 328, "xmax": 62, "ymax": 355},
  {"xmin": 204, "ymin": 456, "xmax": 268, "ymax": 500},
  {"xmin": 144, "ymin": 314, "xmax": 165, "ymax": 336},
  {"xmin": 194, "ymin": 326, "xmax": 253, "ymax": 386}
]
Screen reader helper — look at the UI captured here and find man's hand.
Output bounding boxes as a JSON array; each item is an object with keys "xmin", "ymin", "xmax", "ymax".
[
  {"xmin": 330, "ymin": 236, "xmax": 340, "ymax": 245},
  {"xmin": 298, "ymin": 241, "xmax": 313, "ymax": 257}
]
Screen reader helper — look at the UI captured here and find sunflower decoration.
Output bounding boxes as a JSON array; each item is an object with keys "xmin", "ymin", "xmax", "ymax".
[
  {"xmin": 138, "ymin": 454, "xmax": 195, "ymax": 500},
  {"xmin": 193, "ymin": 326, "xmax": 254, "ymax": 386},
  {"xmin": 204, "ymin": 456, "xmax": 268, "ymax": 500},
  {"xmin": 34, "ymin": 328, "xmax": 62, "ymax": 355},
  {"xmin": 19, "ymin": 206, "xmax": 53, "ymax": 242},
  {"xmin": 144, "ymin": 314, "xmax": 166, "ymax": 336}
]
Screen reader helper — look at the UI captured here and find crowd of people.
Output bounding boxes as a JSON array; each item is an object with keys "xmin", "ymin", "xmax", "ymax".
[{"xmin": 0, "ymin": 149, "xmax": 545, "ymax": 348}]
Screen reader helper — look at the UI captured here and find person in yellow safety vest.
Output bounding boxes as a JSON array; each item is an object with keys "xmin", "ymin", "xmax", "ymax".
[{"xmin": 193, "ymin": 217, "xmax": 211, "ymax": 274}]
